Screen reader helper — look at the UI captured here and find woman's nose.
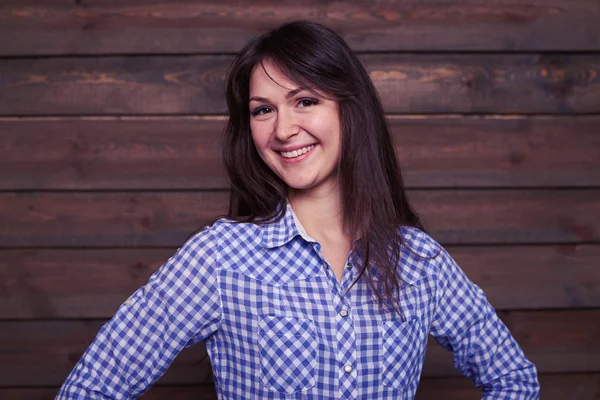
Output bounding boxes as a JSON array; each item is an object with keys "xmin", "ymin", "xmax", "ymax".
[{"xmin": 274, "ymin": 111, "xmax": 299, "ymax": 141}]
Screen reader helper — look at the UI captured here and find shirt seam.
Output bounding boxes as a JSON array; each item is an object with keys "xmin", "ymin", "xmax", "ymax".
[{"xmin": 212, "ymin": 223, "xmax": 225, "ymax": 332}]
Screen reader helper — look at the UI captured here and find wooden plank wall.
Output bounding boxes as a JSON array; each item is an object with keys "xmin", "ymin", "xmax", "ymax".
[{"xmin": 1, "ymin": 0, "xmax": 599, "ymax": 398}]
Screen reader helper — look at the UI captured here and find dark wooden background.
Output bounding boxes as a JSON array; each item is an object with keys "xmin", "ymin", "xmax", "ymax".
[{"xmin": 1, "ymin": 1, "xmax": 599, "ymax": 398}]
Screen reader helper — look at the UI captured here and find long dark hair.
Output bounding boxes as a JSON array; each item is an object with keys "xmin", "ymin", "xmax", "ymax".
[{"xmin": 223, "ymin": 20, "xmax": 425, "ymax": 307}]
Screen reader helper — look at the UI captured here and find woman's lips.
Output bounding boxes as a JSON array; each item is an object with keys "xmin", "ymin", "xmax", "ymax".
[{"xmin": 278, "ymin": 144, "xmax": 316, "ymax": 163}]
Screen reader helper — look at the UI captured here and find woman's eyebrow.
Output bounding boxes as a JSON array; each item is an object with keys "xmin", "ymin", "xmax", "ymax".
[
  {"xmin": 285, "ymin": 87, "xmax": 308, "ymax": 98},
  {"xmin": 249, "ymin": 87, "xmax": 312, "ymax": 103},
  {"xmin": 249, "ymin": 96, "xmax": 269, "ymax": 103}
]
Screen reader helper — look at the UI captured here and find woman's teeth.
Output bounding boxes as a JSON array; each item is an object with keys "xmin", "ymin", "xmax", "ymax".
[{"xmin": 280, "ymin": 145, "xmax": 315, "ymax": 159}]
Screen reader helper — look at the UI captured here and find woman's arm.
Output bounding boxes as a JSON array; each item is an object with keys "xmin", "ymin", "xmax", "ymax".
[
  {"xmin": 56, "ymin": 226, "xmax": 222, "ymax": 399},
  {"xmin": 429, "ymin": 247, "xmax": 540, "ymax": 399}
]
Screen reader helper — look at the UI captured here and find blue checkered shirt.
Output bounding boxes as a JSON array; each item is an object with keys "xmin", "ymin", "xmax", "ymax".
[{"xmin": 57, "ymin": 203, "xmax": 540, "ymax": 399}]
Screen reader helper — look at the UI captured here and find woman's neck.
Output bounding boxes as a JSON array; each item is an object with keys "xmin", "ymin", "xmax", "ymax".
[{"xmin": 288, "ymin": 184, "xmax": 349, "ymax": 243}]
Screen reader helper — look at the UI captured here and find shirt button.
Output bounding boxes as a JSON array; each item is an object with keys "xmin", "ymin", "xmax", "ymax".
[
  {"xmin": 344, "ymin": 364, "xmax": 353, "ymax": 373},
  {"xmin": 339, "ymin": 309, "xmax": 348, "ymax": 317}
]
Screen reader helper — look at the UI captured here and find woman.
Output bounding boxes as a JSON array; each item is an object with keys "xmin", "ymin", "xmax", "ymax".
[{"xmin": 57, "ymin": 21, "xmax": 540, "ymax": 399}]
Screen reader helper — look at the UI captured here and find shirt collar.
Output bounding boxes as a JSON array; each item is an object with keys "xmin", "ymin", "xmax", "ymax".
[
  {"xmin": 259, "ymin": 202, "xmax": 421, "ymax": 287},
  {"xmin": 260, "ymin": 201, "xmax": 317, "ymax": 249}
]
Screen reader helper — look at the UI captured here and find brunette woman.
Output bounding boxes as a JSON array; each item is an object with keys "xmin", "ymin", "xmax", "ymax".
[{"xmin": 57, "ymin": 20, "xmax": 540, "ymax": 399}]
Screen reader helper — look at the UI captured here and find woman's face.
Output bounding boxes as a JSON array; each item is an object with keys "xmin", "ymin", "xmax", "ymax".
[{"xmin": 249, "ymin": 60, "xmax": 342, "ymax": 197}]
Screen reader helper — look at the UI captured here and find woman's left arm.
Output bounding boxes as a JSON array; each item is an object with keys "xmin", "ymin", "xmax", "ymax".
[{"xmin": 429, "ymin": 247, "xmax": 541, "ymax": 399}]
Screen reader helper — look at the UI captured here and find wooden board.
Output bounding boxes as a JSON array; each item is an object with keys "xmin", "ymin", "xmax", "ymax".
[
  {"xmin": 1, "ymin": 115, "xmax": 599, "ymax": 190},
  {"xmin": 0, "ymin": 191, "xmax": 225, "ymax": 247},
  {"xmin": 449, "ymin": 245, "xmax": 600, "ymax": 310},
  {"xmin": 0, "ymin": 248, "xmax": 174, "ymax": 319},
  {"xmin": 423, "ymin": 310, "xmax": 600, "ymax": 376},
  {"xmin": 1, "ymin": 0, "xmax": 599, "ymax": 55},
  {"xmin": 0, "ymin": 117, "xmax": 228, "ymax": 190},
  {"xmin": 415, "ymin": 189, "xmax": 600, "ymax": 244},
  {"xmin": 1, "ymin": 190, "xmax": 598, "ymax": 247},
  {"xmin": 415, "ymin": 373, "xmax": 600, "ymax": 400},
  {"xmin": 3, "ymin": 373, "xmax": 600, "ymax": 399},
  {"xmin": 1, "ymin": 310, "xmax": 598, "ymax": 386},
  {"xmin": 2, "ymin": 54, "xmax": 599, "ymax": 115},
  {"xmin": 2, "ymin": 245, "xmax": 598, "ymax": 319}
]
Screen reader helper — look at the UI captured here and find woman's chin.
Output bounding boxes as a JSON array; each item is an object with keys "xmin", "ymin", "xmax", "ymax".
[
  {"xmin": 284, "ymin": 180, "xmax": 316, "ymax": 192},
  {"xmin": 284, "ymin": 177, "xmax": 340, "ymax": 197}
]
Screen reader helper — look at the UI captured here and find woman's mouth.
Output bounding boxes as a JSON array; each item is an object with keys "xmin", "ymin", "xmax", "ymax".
[{"xmin": 279, "ymin": 144, "xmax": 315, "ymax": 159}]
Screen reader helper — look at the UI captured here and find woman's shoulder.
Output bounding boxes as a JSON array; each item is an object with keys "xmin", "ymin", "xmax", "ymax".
[
  {"xmin": 399, "ymin": 225, "xmax": 442, "ymax": 259},
  {"xmin": 392, "ymin": 225, "xmax": 447, "ymax": 285},
  {"xmin": 185, "ymin": 217, "xmax": 263, "ymax": 249}
]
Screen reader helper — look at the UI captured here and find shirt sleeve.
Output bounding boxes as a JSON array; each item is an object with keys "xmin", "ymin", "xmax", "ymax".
[
  {"xmin": 56, "ymin": 226, "xmax": 222, "ymax": 400},
  {"xmin": 429, "ymin": 247, "xmax": 540, "ymax": 399}
]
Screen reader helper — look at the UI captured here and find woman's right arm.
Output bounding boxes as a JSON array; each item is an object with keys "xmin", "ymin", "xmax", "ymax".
[{"xmin": 56, "ymin": 226, "xmax": 222, "ymax": 399}]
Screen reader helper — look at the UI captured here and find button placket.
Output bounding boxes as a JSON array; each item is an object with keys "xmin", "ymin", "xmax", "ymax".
[
  {"xmin": 317, "ymin": 248, "xmax": 358, "ymax": 398},
  {"xmin": 336, "ymin": 298, "xmax": 357, "ymax": 398},
  {"xmin": 340, "ymin": 261, "xmax": 356, "ymax": 293}
]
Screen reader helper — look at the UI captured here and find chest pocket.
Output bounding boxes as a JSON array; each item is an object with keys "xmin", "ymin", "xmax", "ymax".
[
  {"xmin": 382, "ymin": 318, "xmax": 423, "ymax": 391},
  {"xmin": 258, "ymin": 315, "xmax": 317, "ymax": 394}
]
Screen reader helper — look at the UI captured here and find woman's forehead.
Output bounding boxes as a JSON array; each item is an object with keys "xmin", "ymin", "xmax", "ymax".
[
  {"xmin": 249, "ymin": 59, "xmax": 330, "ymax": 101},
  {"xmin": 250, "ymin": 60, "xmax": 299, "ymax": 94}
]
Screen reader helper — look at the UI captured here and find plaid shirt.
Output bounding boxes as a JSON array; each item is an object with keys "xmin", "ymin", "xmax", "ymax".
[{"xmin": 57, "ymin": 203, "xmax": 540, "ymax": 399}]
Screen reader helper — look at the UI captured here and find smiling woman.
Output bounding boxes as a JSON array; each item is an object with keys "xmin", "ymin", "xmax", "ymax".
[
  {"xmin": 56, "ymin": 21, "xmax": 540, "ymax": 400},
  {"xmin": 249, "ymin": 60, "xmax": 342, "ymax": 198}
]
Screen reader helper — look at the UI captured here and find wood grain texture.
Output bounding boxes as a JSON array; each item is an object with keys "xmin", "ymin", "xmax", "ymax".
[
  {"xmin": 449, "ymin": 245, "xmax": 600, "ymax": 310},
  {"xmin": 414, "ymin": 189, "xmax": 600, "ymax": 244},
  {"xmin": 2, "ymin": 54, "xmax": 599, "ymax": 115},
  {"xmin": 423, "ymin": 310, "xmax": 600, "ymax": 376},
  {"xmin": 1, "ymin": 0, "xmax": 599, "ymax": 55},
  {"xmin": 0, "ymin": 117, "xmax": 228, "ymax": 190},
  {"xmin": 0, "ymin": 248, "xmax": 174, "ymax": 319},
  {"xmin": 393, "ymin": 115, "xmax": 600, "ymax": 188},
  {"xmin": 0, "ymin": 55, "xmax": 231, "ymax": 116},
  {"xmin": 1, "ymin": 245, "xmax": 598, "ymax": 319},
  {"xmin": 1, "ymin": 190, "xmax": 598, "ymax": 248},
  {"xmin": 2, "ymin": 115, "xmax": 599, "ymax": 190},
  {"xmin": 1, "ymin": 0, "xmax": 597, "ymax": 396},
  {"xmin": 0, "ymin": 191, "xmax": 225, "ymax": 247},
  {"xmin": 414, "ymin": 373, "xmax": 600, "ymax": 400},
  {"xmin": 1, "ymin": 310, "xmax": 598, "ymax": 386},
  {"xmin": 0, "ymin": 319, "xmax": 212, "ymax": 387},
  {"xmin": 2, "ymin": 374, "xmax": 600, "ymax": 399}
]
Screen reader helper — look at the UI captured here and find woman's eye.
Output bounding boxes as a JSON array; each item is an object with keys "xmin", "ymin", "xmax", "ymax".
[
  {"xmin": 251, "ymin": 106, "xmax": 272, "ymax": 116},
  {"xmin": 298, "ymin": 98, "xmax": 318, "ymax": 108}
]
